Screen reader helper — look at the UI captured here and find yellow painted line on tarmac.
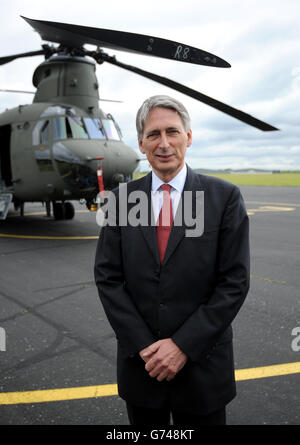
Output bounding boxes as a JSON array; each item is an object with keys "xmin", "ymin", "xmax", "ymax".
[
  {"xmin": 250, "ymin": 206, "xmax": 295, "ymax": 211},
  {"xmin": 9, "ymin": 210, "xmax": 92, "ymax": 217},
  {"xmin": 0, "ymin": 233, "xmax": 98, "ymax": 240},
  {"xmin": 235, "ymin": 361, "xmax": 300, "ymax": 382},
  {"xmin": 0, "ymin": 362, "xmax": 300, "ymax": 406},
  {"xmin": 0, "ymin": 383, "xmax": 118, "ymax": 406},
  {"xmin": 245, "ymin": 200, "xmax": 300, "ymax": 208},
  {"xmin": 247, "ymin": 205, "xmax": 295, "ymax": 216},
  {"xmin": 250, "ymin": 274, "xmax": 287, "ymax": 285}
]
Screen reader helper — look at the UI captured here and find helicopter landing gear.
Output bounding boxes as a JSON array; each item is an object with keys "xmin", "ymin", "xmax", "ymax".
[
  {"xmin": 45, "ymin": 201, "xmax": 51, "ymax": 217},
  {"xmin": 52, "ymin": 201, "xmax": 75, "ymax": 220},
  {"xmin": 64, "ymin": 202, "xmax": 75, "ymax": 220}
]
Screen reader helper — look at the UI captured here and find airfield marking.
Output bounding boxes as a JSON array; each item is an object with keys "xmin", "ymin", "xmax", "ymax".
[
  {"xmin": 250, "ymin": 274, "xmax": 287, "ymax": 285},
  {"xmin": 245, "ymin": 200, "xmax": 300, "ymax": 208},
  {"xmin": 0, "ymin": 384, "xmax": 118, "ymax": 406},
  {"xmin": 0, "ymin": 361, "xmax": 300, "ymax": 406},
  {"xmin": 7, "ymin": 209, "xmax": 91, "ymax": 217},
  {"xmin": 234, "ymin": 361, "xmax": 300, "ymax": 381},
  {"xmin": 0, "ymin": 233, "xmax": 98, "ymax": 240},
  {"xmin": 247, "ymin": 205, "xmax": 295, "ymax": 216}
]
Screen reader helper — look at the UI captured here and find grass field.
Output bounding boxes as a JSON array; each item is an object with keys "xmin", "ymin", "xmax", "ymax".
[
  {"xmin": 208, "ymin": 173, "xmax": 300, "ymax": 187},
  {"xmin": 134, "ymin": 171, "xmax": 300, "ymax": 187}
]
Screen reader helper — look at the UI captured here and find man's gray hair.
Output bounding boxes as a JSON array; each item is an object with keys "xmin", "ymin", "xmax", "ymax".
[{"xmin": 136, "ymin": 95, "xmax": 191, "ymax": 139}]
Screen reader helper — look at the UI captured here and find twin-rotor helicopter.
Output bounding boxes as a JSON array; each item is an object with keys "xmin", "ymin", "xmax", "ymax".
[{"xmin": 0, "ymin": 16, "xmax": 278, "ymax": 221}]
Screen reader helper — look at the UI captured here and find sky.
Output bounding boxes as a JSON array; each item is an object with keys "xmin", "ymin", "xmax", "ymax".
[{"xmin": 0, "ymin": 0, "xmax": 300, "ymax": 171}]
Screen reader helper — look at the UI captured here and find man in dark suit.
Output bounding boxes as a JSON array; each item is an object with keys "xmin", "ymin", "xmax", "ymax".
[{"xmin": 94, "ymin": 95, "xmax": 250, "ymax": 425}]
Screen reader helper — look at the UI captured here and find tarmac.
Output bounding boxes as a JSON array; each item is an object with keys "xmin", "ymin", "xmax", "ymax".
[{"xmin": 0, "ymin": 185, "xmax": 299, "ymax": 425}]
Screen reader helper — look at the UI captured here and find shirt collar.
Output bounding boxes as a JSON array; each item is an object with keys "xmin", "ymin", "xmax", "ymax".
[{"xmin": 151, "ymin": 164, "xmax": 187, "ymax": 193}]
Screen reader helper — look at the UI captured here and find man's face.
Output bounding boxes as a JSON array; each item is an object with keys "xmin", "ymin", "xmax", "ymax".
[{"xmin": 138, "ymin": 107, "xmax": 192, "ymax": 181}]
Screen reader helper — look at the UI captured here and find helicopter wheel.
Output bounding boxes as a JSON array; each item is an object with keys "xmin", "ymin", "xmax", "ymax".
[
  {"xmin": 52, "ymin": 201, "xmax": 75, "ymax": 220},
  {"xmin": 64, "ymin": 202, "xmax": 75, "ymax": 220},
  {"xmin": 53, "ymin": 202, "xmax": 64, "ymax": 220}
]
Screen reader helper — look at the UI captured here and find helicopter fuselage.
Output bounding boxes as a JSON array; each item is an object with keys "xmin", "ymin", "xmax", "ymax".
[{"xmin": 0, "ymin": 102, "xmax": 138, "ymax": 201}]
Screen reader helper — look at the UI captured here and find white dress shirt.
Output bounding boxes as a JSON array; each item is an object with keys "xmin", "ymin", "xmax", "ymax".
[{"xmin": 151, "ymin": 164, "xmax": 187, "ymax": 224}]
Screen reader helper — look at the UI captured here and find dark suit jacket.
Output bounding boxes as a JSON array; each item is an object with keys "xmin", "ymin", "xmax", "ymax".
[{"xmin": 94, "ymin": 165, "xmax": 250, "ymax": 415}]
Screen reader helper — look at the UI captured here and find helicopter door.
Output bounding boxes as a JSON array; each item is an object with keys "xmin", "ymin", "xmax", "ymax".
[{"xmin": 0, "ymin": 124, "xmax": 13, "ymax": 189}]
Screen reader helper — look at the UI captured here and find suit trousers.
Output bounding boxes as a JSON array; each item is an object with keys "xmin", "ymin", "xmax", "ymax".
[{"xmin": 126, "ymin": 402, "xmax": 226, "ymax": 426}]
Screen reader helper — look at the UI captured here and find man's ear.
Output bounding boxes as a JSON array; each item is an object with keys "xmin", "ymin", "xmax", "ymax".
[
  {"xmin": 138, "ymin": 138, "xmax": 145, "ymax": 154},
  {"xmin": 187, "ymin": 129, "xmax": 192, "ymax": 148}
]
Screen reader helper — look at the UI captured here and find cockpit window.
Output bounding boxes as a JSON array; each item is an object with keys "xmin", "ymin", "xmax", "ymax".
[
  {"xmin": 50, "ymin": 116, "xmax": 121, "ymax": 142},
  {"xmin": 83, "ymin": 118, "xmax": 106, "ymax": 139},
  {"xmin": 53, "ymin": 117, "xmax": 67, "ymax": 140},
  {"xmin": 53, "ymin": 117, "xmax": 89, "ymax": 140},
  {"xmin": 102, "ymin": 119, "xmax": 121, "ymax": 141},
  {"xmin": 67, "ymin": 117, "xmax": 89, "ymax": 139},
  {"xmin": 40, "ymin": 120, "xmax": 50, "ymax": 145},
  {"xmin": 32, "ymin": 120, "xmax": 50, "ymax": 145}
]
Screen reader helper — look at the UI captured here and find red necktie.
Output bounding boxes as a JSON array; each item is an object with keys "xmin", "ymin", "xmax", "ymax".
[{"xmin": 156, "ymin": 184, "xmax": 173, "ymax": 264}]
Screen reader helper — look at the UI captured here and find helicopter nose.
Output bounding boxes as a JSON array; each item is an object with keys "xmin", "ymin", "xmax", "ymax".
[{"xmin": 52, "ymin": 140, "xmax": 104, "ymax": 196}]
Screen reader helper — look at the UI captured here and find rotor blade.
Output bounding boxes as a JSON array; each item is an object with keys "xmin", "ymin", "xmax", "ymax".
[
  {"xmin": 22, "ymin": 16, "xmax": 230, "ymax": 68},
  {"xmin": 0, "ymin": 49, "xmax": 45, "ymax": 66},
  {"xmin": 100, "ymin": 98, "xmax": 123, "ymax": 103},
  {"xmin": 0, "ymin": 89, "xmax": 34, "ymax": 94},
  {"xmin": 104, "ymin": 56, "xmax": 279, "ymax": 132},
  {"xmin": 0, "ymin": 89, "xmax": 122, "ymax": 102}
]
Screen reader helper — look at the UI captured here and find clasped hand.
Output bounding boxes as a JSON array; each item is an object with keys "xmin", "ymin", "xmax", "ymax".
[{"xmin": 139, "ymin": 338, "xmax": 187, "ymax": 382}]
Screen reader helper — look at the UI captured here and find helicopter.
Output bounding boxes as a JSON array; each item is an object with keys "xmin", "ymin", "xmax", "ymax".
[{"xmin": 0, "ymin": 16, "xmax": 278, "ymax": 221}]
